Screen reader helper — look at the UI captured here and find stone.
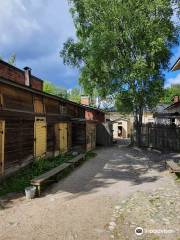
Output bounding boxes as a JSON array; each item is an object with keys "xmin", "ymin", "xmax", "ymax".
[{"xmin": 72, "ymin": 152, "xmax": 78, "ymax": 156}]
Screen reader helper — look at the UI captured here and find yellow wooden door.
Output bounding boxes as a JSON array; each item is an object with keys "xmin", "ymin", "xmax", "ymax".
[
  {"xmin": 34, "ymin": 118, "xmax": 47, "ymax": 158},
  {"xmin": 0, "ymin": 121, "xmax": 5, "ymax": 176},
  {"xmin": 59, "ymin": 123, "xmax": 68, "ymax": 153}
]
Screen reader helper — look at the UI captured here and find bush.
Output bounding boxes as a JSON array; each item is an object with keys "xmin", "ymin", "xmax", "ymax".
[{"xmin": 0, "ymin": 153, "xmax": 73, "ymax": 196}]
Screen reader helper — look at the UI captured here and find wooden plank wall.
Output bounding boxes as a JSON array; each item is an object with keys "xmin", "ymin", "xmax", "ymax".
[
  {"xmin": 86, "ymin": 123, "xmax": 96, "ymax": 151},
  {"xmin": 72, "ymin": 122, "xmax": 86, "ymax": 150},
  {"xmin": 139, "ymin": 124, "xmax": 180, "ymax": 152},
  {"xmin": 4, "ymin": 119, "xmax": 34, "ymax": 171},
  {"xmin": 0, "ymin": 82, "xmax": 88, "ymax": 175}
]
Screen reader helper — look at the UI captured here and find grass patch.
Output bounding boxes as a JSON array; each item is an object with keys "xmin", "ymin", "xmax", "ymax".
[
  {"xmin": 0, "ymin": 151, "xmax": 98, "ymax": 197},
  {"xmin": 0, "ymin": 153, "xmax": 73, "ymax": 197},
  {"xmin": 85, "ymin": 151, "xmax": 97, "ymax": 160},
  {"xmin": 0, "ymin": 151, "xmax": 97, "ymax": 198},
  {"xmin": 176, "ymin": 173, "xmax": 180, "ymax": 181}
]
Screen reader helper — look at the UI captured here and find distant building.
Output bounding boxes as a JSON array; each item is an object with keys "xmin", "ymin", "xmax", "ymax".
[
  {"xmin": 80, "ymin": 96, "xmax": 113, "ymax": 146},
  {"xmin": 106, "ymin": 112, "xmax": 133, "ymax": 139},
  {"xmin": 106, "ymin": 104, "xmax": 171, "ymax": 139},
  {"xmin": 154, "ymin": 97, "xmax": 180, "ymax": 125}
]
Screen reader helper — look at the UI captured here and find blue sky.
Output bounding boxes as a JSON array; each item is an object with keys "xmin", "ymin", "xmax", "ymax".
[{"xmin": 0, "ymin": 0, "xmax": 179, "ymax": 89}]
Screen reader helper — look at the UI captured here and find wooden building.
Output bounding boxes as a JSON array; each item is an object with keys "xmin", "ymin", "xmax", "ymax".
[{"xmin": 0, "ymin": 60, "xmax": 104, "ymax": 177}]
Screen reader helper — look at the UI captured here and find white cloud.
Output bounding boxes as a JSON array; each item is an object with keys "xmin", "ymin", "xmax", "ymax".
[
  {"xmin": 0, "ymin": 0, "xmax": 78, "ymax": 88},
  {"xmin": 0, "ymin": 0, "xmax": 75, "ymax": 60},
  {"xmin": 165, "ymin": 74, "xmax": 180, "ymax": 88}
]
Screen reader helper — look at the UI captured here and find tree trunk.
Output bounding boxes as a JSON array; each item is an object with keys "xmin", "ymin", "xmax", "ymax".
[
  {"xmin": 133, "ymin": 107, "xmax": 143, "ymax": 147},
  {"xmin": 137, "ymin": 107, "xmax": 143, "ymax": 147}
]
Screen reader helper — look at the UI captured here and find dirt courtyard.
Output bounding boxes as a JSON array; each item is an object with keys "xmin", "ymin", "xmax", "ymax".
[{"xmin": 0, "ymin": 142, "xmax": 179, "ymax": 240}]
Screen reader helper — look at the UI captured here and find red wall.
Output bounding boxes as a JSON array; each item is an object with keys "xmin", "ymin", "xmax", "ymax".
[
  {"xmin": 85, "ymin": 109, "xmax": 105, "ymax": 122},
  {"xmin": 0, "ymin": 60, "xmax": 43, "ymax": 91}
]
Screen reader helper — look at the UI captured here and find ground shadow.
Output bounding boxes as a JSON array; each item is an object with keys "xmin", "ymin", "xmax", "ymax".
[
  {"xmin": 49, "ymin": 140, "xmax": 169, "ymax": 199},
  {"xmin": 0, "ymin": 192, "xmax": 24, "ymax": 210},
  {"xmin": 1, "ymin": 140, "xmax": 175, "ymax": 207}
]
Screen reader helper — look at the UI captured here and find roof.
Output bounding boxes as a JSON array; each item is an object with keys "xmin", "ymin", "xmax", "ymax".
[
  {"xmin": 0, "ymin": 76, "xmax": 104, "ymax": 113},
  {"xmin": 165, "ymin": 101, "xmax": 180, "ymax": 110},
  {"xmin": 111, "ymin": 117, "xmax": 129, "ymax": 123},
  {"xmin": 142, "ymin": 103, "xmax": 170, "ymax": 114},
  {"xmin": 171, "ymin": 57, "xmax": 180, "ymax": 71},
  {"xmin": 153, "ymin": 103, "xmax": 170, "ymax": 113},
  {"xmin": 154, "ymin": 112, "xmax": 180, "ymax": 118}
]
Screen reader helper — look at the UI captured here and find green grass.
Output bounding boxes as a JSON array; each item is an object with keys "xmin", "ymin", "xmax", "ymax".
[
  {"xmin": 85, "ymin": 151, "xmax": 97, "ymax": 160},
  {"xmin": 0, "ymin": 151, "xmax": 97, "ymax": 197},
  {"xmin": 0, "ymin": 153, "xmax": 73, "ymax": 197},
  {"xmin": 177, "ymin": 163, "xmax": 180, "ymax": 181}
]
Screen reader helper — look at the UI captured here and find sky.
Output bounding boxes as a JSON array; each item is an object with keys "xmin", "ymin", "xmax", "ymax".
[{"xmin": 0, "ymin": 0, "xmax": 179, "ymax": 89}]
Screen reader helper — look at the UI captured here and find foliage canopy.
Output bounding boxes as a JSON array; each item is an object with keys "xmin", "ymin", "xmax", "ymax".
[
  {"xmin": 162, "ymin": 84, "xmax": 180, "ymax": 103},
  {"xmin": 43, "ymin": 81, "xmax": 81, "ymax": 103},
  {"xmin": 61, "ymin": 0, "xmax": 179, "ymax": 126}
]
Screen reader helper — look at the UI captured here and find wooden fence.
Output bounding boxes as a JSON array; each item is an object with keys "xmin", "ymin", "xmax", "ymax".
[{"xmin": 139, "ymin": 124, "xmax": 180, "ymax": 152}]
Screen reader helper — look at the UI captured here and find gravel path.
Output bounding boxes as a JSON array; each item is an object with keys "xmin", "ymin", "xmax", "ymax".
[
  {"xmin": 0, "ymin": 142, "xmax": 178, "ymax": 240},
  {"xmin": 110, "ymin": 187, "xmax": 180, "ymax": 240}
]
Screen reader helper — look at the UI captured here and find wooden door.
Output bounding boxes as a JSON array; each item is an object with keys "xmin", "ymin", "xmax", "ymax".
[
  {"xmin": 34, "ymin": 118, "xmax": 47, "ymax": 158},
  {"xmin": 0, "ymin": 121, "xmax": 5, "ymax": 175},
  {"xmin": 59, "ymin": 123, "xmax": 68, "ymax": 153}
]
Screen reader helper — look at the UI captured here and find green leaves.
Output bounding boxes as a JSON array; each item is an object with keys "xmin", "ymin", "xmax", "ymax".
[
  {"xmin": 0, "ymin": 53, "xmax": 16, "ymax": 66},
  {"xmin": 43, "ymin": 81, "xmax": 68, "ymax": 98},
  {"xmin": 162, "ymin": 85, "xmax": 180, "ymax": 103},
  {"xmin": 61, "ymin": 0, "xmax": 179, "ymax": 119},
  {"xmin": 43, "ymin": 81, "xmax": 82, "ymax": 104}
]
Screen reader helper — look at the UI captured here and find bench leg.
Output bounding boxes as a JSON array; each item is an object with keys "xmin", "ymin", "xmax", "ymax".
[{"xmin": 37, "ymin": 185, "xmax": 41, "ymax": 196}]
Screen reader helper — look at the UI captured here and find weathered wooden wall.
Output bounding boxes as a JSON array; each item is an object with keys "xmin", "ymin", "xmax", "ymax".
[
  {"xmin": 96, "ymin": 122, "xmax": 113, "ymax": 146},
  {"xmin": 72, "ymin": 122, "xmax": 86, "ymax": 150},
  {"xmin": 0, "ymin": 80, "xmax": 87, "ymax": 176},
  {"xmin": 138, "ymin": 124, "xmax": 180, "ymax": 152},
  {"xmin": 0, "ymin": 61, "xmax": 105, "ymax": 176},
  {"xmin": 4, "ymin": 119, "xmax": 34, "ymax": 172},
  {"xmin": 86, "ymin": 122, "xmax": 96, "ymax": 151}
]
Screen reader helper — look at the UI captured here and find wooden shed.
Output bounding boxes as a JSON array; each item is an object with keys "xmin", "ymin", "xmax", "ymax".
[
  {"xmin": 71, "ymin": 119, "xmax": 97, "ymax": 152},
  {"xmin": 0, "ymin": 60, "xmax": 105, "ymax": 177}
]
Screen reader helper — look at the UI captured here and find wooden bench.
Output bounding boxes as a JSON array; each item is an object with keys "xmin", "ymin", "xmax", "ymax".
[
  {"xmin": 166, "ymin": 160, "xmax": 180, "ymax": 174},
  {"xmin": 31, "ymin": 162, "xmax": 71, "ymax": 196},
  {"xmin": 66, "ymin": 154, "xmax": 86, "ymax": 167}
]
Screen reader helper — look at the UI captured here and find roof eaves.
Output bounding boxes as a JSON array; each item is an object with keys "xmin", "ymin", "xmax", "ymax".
[
  {"xmin": 171, "ymin": 57, "xmax": 180, "ymax": 71},
  {"xmin": 0, "ymin": 77, "xmax": 104, "ymax": 113}
]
